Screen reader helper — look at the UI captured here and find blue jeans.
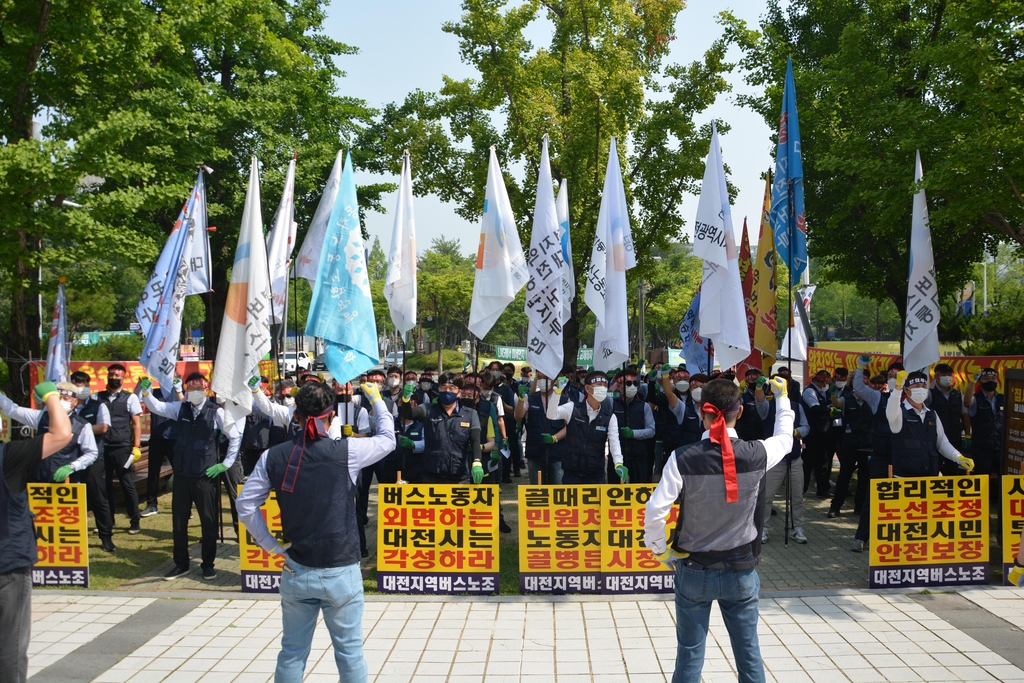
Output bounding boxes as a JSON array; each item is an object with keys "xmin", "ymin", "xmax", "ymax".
[
  {"xmin": 276, "ymin": 558, "xmax": 366, "ymax": 683},
  {"xmin": 673, "ymin": 559, "xmax": 764, "ymax": 683},
  {"xmin": 527, "ymin": 458, "xmax": 563, "ymax": 485}
]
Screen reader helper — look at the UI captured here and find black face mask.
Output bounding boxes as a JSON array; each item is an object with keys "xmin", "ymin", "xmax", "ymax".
[
  {"xmin": 337, "ymin": 394, "xmax": 351, "ymax": 403},
  {"xmin": 981, "ymin": 381, "xmax": 997, "ymax": 392},
  {"xmin": 107, "ymin": 378, "xmax": 122, "ymax": 390},
  {"xmin": 459, "ymin": 397, "xmax": 476, "ymax": 409}
]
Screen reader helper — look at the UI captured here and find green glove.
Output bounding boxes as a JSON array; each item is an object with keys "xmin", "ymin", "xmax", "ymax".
[
  {"xmin": 542, "ymin": 433, "xmax": 556, "ymax": 445},
  {"xmin": 471, "ymin": 462, "xmax": 485, "ymax": 484},
  {"xmin": 53, "ymin": 465, "xmax": 75, "ymax": 483},
  {"xmin": 206, "ymin": 463, "xmax": 228, "ymax": 479},
  {"xmin": 402, "ymin": 382, "xmax": 416, "ymax": 402},
  {"xmin": 490, "ymin": 450, "xmax": 501, "ymax": 465},
  {"xmin": 399, "ymin": 436, "xmax": 415, "ymax": 449},
  {"xmin": 247, "ymin": 375, "xmax": 261, "ymax": 392},
  {"xmin": 137, "ymin": 377, "xmax": 152, "ymax": 396},
  {"xmin": 554, "ymin": 377, "xmax": 569, "ymax": 394},
  {"xmin": 615, "ymin": 463, "xmax": 629, "ymax": 484},
  {"xmin": 517, "ymin": 384, "xmax": 529, "ymax": 398},
  {"xmin": 620, "ymin": 426, "xmax": 634, "ymax": 439},
  {"xmin": 34, "ymin": 381, "xmax": 58, "ymax": 404},
  {"xmin": 756, "ymin": 375, "xmax": 767, "ymax": 389},
  {"xmin": 858, "ymin": 354, "xmax": 871, "ymax": 369},
  {"xmin": 964, "ymin": 435, "xmax": 972, "ymax": 449}
]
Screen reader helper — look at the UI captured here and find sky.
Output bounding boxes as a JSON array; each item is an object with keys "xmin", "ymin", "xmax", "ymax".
[{"xmin": 322, "ymin": 0, "xmax": 775, "ymax": 256}]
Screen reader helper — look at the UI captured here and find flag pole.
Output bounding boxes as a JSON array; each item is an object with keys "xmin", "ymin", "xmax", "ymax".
[{"xmin": 784, "ymin": 177, "xmax": 795, "ymax": 550}]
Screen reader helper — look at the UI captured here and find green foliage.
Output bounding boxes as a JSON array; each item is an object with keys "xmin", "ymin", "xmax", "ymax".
[
  {"xmin": 368, "ymin": 236, "xmax": 387, "ymax": 281},
  {"xmin": 958, "ymin": 244, "xmax": 1024, "ymax": 355},
  {"xmin": 638, "ymin": 245, "xmax": 703, "ymax": 349},
  {"xmin": 71, "ymin": 335, "xmax": 146, "ymax": 362},
  {"xmin": 403, "ymin": 350, "xmax": 467, "ymax": 371},
  {"xmin": 806, "ymin": 281, "xmax": 902, "ymax": 341}
]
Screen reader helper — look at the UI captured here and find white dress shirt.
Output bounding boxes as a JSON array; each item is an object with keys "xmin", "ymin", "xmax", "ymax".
[
  {"xmin": 546, "ymin": 393, "xmax": 622, "ymax": 466},
  {"xmin": 142, "ymin": 393, "xmax": 241, "ymax": 468},
  {"xmin": 0, "ymin": 396, "xmax": 99, "ymax": 472},
  {"xmin": 885, "ymin": 394, "xmax": 961, "ymax": 465}
]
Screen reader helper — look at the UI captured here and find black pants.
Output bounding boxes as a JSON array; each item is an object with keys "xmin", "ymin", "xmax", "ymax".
[
  {"xmin": 146, "ymin": 439, "xmax": 175, "ymax": 508},
  {"xmin": 220, "ymin": 459, "xmax": 243, "ymax": 534},
  {"xmin": 606, "ymin": 449, "xmax": 651, "ymax": 484},
  {"xmin": 831, "ymin": 446, "xmax": 869, "ymax": 513},
  {"xmin": 422, "ymin": 473, "xmax": 472, "ymax": 484},
  {"xmin": 802, "ymin": 433, "xmax": 834, "ymax": 496},
  {"xmin": 855, "ymin": 457, "xmax": 892, "ymax": 542},
  {"xmin": 972, "ymin": 447, "xmax": 1001, "ymax": 476},
  {"xmin": 85, "ymin": 455, "xmax": 114, "ymax": 540},
  {"xmin": 104, "ymin": 444, "xmax": 140, "ymax": 522},
  {"xmin": 562, "ymin": 470, "xmax": 605, "ymax": 485},
  {"xmin": 0, "ymin": 567, "xmax": 31, "ymax": 683},
  {"xmin": 172, "ymin": 475, "xmax": 219, "ymax": 570},
  {"xmin": 357, "ymin": 459, "xmax": 399, "ymax": 554},
  {"xmin": 241, "ymin": 448, "xmax": 264, "ymax": 477}
]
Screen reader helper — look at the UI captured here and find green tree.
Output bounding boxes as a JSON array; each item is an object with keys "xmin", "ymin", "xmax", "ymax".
[
  {"xmin": 368, "ymin": 236, "xmax": 387, "ymax": 281},
  {"xmin": 359, "ymin": 0, "xmax": 734, "ymax": 362}
]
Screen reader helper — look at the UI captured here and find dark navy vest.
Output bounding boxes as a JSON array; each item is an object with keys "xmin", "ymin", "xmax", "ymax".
[
  {"xmin": 971, "ymin": 393, "xmax": 1005, "ymax": 453},
  {"xmin": 34, "ymin": 412, "xmax": 87, "ymax": 483},
  {"xmin": 525, "ymin": 392, "xmax": 567, "ymax": 462},
  {"xmin": 891, "ymin": 404, "xmax": 939, "ymax": 477},
  {"xmin": 0, "ymin": 444, "xmax": 39, "ymax": 573},
  {"xmin": 150, "ymin": 387, "xmax": 178, "ymax": 441},
  {"xmin": 174, "ymin": 401, "xmax": 220, "ymax": 477},
  {"xmin": 612, "ymin": 396, "xmax": 647, "ymax": 459},
  {"xmin": 422, "ymin": 403, "xmax": 474, "ymax": 478},
  {"xmin": 561, "ymin": 399, "xmax": 613, "ymax": 477},
  {"xmin": 872, "ymin": 392, "xmax": 893, "ymax": 462},
  {"xmin": 78, "ymin": 399, "xmax": 105, "ymax": 459},
  {"xmin": 98, "ymin": 390, "xmax": 132, "ymax": 447}
]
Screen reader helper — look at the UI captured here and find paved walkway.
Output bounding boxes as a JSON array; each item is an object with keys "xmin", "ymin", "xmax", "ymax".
[{"xmin": 25, "ymin": 587, "xmax": 1024, "ymax": 682}]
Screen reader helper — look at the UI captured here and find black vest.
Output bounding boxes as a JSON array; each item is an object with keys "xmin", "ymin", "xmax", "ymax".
[
  {"xmin": 334, "ymin": 400, "xmax": 368, "ymax": 438},
  {"xmin": 422, "ymin": 403, "xmax": 474, "ymax": 478},
  {"xmin": 242, "ymin": 409, "xmax": 273, "ymax": 451},
  {"xmin": 735, "ymin": 388, "xmax": 762, "ymax": 441},
  {"xmin": 98, "ymin": 390, "xmax": 133, "ymax": 447},
  {"xmin": 174, "ymin": 401, "xmax": 220, "ymax": 477},
  {"xmin": 972, "ymin": 393, "xmax": 1005, "ymax": 453},
  {"xmin": 150, "ymin": 388, "xmax": 178, "ymax": 441},
  {"xmin": 265, "ymin": 436, "xmax": 360, "ymax": 568},
  {"xmin": 525, "ymin": 392, "xmax": 567, "ymax": 462},
  {"xmin": 0, "ymin": 444, "xmax": 39, "ymax": 574},
  {"xmin": 891, "ymin": 403, "xmax": 940, "ymax": 477},
  {"xmin": 393, "ymin": 420, "xmax": 425, "ymax": 471},
  {"xmin": 872, "ymin": 392, "xmax": 893, "ymax": 462},
  {"xmin": 77, "ymin": 399, "xmax": 105, "ymax": 459},
  {"xmin": 806, "ymin": 385, "xmax": 831, "ymax": 435},
  {"xmin": 652, "ymin": 391, "xmax": 700, "ymax": 450},
  {"xmin": 612, "ymin": 396, "xmax": 648, "ymax": 459},
  {"xmin": 680, "ymin": 396, "xmax": 704, "ymax": 446},
  {"xmin": 34, "ymin": 412, "xmax": 88, "ymax": 483},
  {"xmin": 562, "ymin": 399, "xmax": 613, "ymax": 477},
  {"xmin": 841, "ymin": 389, "xmax": 873, "ymax": 452}
]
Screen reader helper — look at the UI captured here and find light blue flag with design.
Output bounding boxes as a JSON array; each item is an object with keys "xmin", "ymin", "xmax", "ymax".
[
  {"xmin": 679, "ymin": 287, "xmax": 711, "ymax": 374},
  {"xmin": 305, "ymin": 151, "xmax": 377, "ymax": 383},
  {"xmin": 770, "ymin": 56, "xmax": 808, "ymax": 286}
]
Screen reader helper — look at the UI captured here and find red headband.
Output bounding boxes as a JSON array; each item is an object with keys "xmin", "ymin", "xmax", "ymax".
[
  {"xmin": 280, "ymin": 406, "xmax": 333, "ymax": 493},
  {"xmin": 185, "ymin": 378, "xmax": 210, "ymax": 390},
  {"xmin": 702, "ymin": 401, "xmax": 742, "ymax": 503}
]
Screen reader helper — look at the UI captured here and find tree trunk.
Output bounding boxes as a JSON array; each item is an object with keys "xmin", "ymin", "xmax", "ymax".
[
  {"xmin": 563, "ymin": 296, "xmax": 581, "ymax": 368},
  {"xmin": 7, "ymin": 234, "xmax": 42, "ymax": 405}
]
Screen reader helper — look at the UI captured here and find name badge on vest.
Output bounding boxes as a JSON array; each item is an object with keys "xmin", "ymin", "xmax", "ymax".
[
  {"xmin": 460, "ymin": 422, "xmax": 470, "ymax": 428},
  {"xmin": 596, "ymin": 425, "xmax": 607, "ymax": 432}
]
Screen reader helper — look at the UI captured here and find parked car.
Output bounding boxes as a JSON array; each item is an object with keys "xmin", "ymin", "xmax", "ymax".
[{"xmin": 279, "ymin": 351, "xmax": 313, "ymax": 375}]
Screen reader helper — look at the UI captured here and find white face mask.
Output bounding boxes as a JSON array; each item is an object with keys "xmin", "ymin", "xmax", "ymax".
[
  {"xmin": 188, "ymin": 390, "xmax": 206, "ymax": 406},
  {"xmin": 60, "ymin": 400, "xmax": 74, "ymax": 414},
  {"xmin": 420, "ymin": 381, "xmax": 432, "ymax": 391},
  {"xmin": 535, "ymin": 379, "xmax": 549, "ymax": 392},
  {"xmin": 909, "ymin": 387, "xmax": 929, "ymax": 403},
  {"xmin": 938, "ymin": 375, "xmax": 953, "ymax": 388},
  {"xmin": 387, "ymin": 377, "xmax": 401, "ymax": 389},
  {"xmin": 835, "ymin": 381, "xmax": 847, "ymax": 390},
  {"xmin": 675, "ymin": 380, "xmax": 690, "ymax": 393},
  {"xmin": 590, "ymin": 386, "xmax": 608, "ymax": 402},
  {"xmin": 690, "ymin": 387, "xmax": 703, "ymax": 403},
  {"xmin": 283, "ymin": 396, "xmax": 295, "ymax": 407},
  {"xmin": 481, "ymin": 389, "xmax": 492, "ymax": 399},
  {"xmin": 625, "ymin": 385, "xmax": 638, "ymax": 399}
]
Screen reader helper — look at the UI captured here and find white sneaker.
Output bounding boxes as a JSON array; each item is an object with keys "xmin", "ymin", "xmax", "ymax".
[
  {"xmin": 761, "ymin": 527, "xmax": 770, "ymax": 544},
  {"xmin": 791, "ymin": 527, "xmax": 808, "ymax": 544}
]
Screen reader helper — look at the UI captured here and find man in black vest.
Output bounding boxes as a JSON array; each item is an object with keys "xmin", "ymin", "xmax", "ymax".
[
  {"xmin": 398, "ymin": 372, "xmax": 483, "ymax": 484},
  {"xmin": 610, "ymin": 369, "xmax": 655, "ymax": 483},
  {"xmin": 964, "ymin": 367, "xmax": 1005, "ymax": 476},
  {"xmin": 887, "ymin": 371, "xmax": 973, "ymax": 477},
  {"xmin": 644, "ymin": 377, "xmax": 794, "ymax": 683},
  {"xmin": 545, "ymin": 371, "xmax": 626, "ymax": 485},
  {"xmin": 0, "ymin": 381, "xmax": 73, "ymax": 683},
  {"xmin": 356, "ymin": 369, "xmax": 397, "ymax": 558},
  {"xmin": 649, "ymin": 367, "xmax": 704, "ymax": 478},
  {"xmin": 239, "ymin": 376, "xmax": 273, "ymax": 477},
  {"xmin": 513, "ymin": 370, "xmax": 569, "ymax": 485},
  {"xmin": 237, "ymin": 380, "xmax": 394, "ymax": 683},
  {"xmin": 141, "ymin": 378, "xmax": 183, "ymax": 516},
  {"xmin": 69, "ymin": 372, "xmax": 117, "ymax": 552},
  {"xmin": 140, "ymin": 373, "xmax": 241, "ymax": 580},
  {"xmin": 95, "ymin": 364, "xmax": 143, "ymax": 534},
  {"xmin": 828, "ymin": 370, "xmax": 873, "ymax": 518},
  {"xmin": 930, "ymin": 363, "xmax": 969, "ymax": 476},
  {"xmin": 801, "ymin": 370, "xmax": 835, "ymax": 497},
  {"xmin": 735, "ymin": 368, "xmax": 768, "ymax": 441}
]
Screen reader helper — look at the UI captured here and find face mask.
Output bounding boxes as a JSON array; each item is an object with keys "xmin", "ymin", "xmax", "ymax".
[
  {"xmin": 491, "ymin": 371, "xmax": 502, "ymax": 380},
  {"xmin": 675, "ymin": 381, "xmax": 689, "ymax": 394},
  {"xmin": 388, "ymin": 377, "xmax": 401, "ymax": 389},
  {"xmin": 481, "ymin": 389, "xmax": 492, "ymax": 399},
  {"xmin": 283, "ymin": 396, "xmax": 295, "ymax": 407},
  {"xmin": 981, "ymin": 381, "xmax": 997, "ymax": 392},
  {"xmin": 535, "ymin": 379, "xmax": 549, "ymax": 392},
  {"xmin": 625, "ymin": 385, "xmax": 638, "ymax": 399},
  {"xmin": 909, "ymin": 387, "xmax": 929, "ymax": 403},
  {"xmin": 459, "ymin": 397, "xmax": 476, "ymax": 409},
  {"xmin": 938, "ymin": 376, "xmax": 953, "ymax": 388},
  {"xmin": 835, "ymin": 381, "xmax": 847, "ymax": 390},
  {"xmin": 438, "ymin": 391, "xmax": 458, "ymax": 406},
  {"xmin": 690, "ymin": 387, "xmax": 703, "ymax": 403},
  {"xmin": 188, "ymin": 390, "xmax": 205, "ymax": 406},
  {"xmin": 337, "ymin": 394, "xmax": 351, "ymax": 403},
  {"xmin": 107, "ymin": 378, "xmax": 122, "ymax": 390},
  {"xmin": 76, "ymin": 386, "xmax": 91, "ymax": 402},
  {"xmin": 60, "ymin": 399, "xmax": 74, "ymax": 414},
  {"xmin": 590, "ymin": 386, "xmax": 608, "ymax": 402},
  {"xmin": 420, "ymin": 381, "xmax": 432, "ymax": 391}
]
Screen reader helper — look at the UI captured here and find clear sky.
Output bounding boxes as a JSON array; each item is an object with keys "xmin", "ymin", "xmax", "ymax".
[{"xmin": 321, "ymin": 0, "xmax": 775, "ymax": 256}]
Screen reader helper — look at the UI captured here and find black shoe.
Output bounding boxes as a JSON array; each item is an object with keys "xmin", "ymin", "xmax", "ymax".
[
  {"xmin": 361, "ymin": 548, "xmax": 369, "ymax": 559},
  {"xmin": 501, "ymin": 478, "xmax": 512, "ymax": 484},
  {"xmin": 101, "ymin": 538, "xmax": 116, "ymax": 553},
  {"xmin": 164, "ymin": 565, "xmax": 189, "ymax": 581},
  {"xmin": 500, "ymin": 520, "xmax": 512, "ymax": 533},
  {"xmin": 202, "ymin": 567, "xmax": 217, "ymax": 581},
  {"xmin": 770, "ymin": 508, "xmax": 777, "ymax": 517},
  {"xmin": 128, "ymin": 519, "xmax": 141, "ymax": 535},
  {"xmin": 140, "ymin": 506, "xmax": 158, "ymax": 518},
  {"xmin": 513, "ymin": 470, "xmax": 522, "ymax": 478},
  {"xmin": 827, "ymin": 509, "xmax": 839, "ymax": 519}
]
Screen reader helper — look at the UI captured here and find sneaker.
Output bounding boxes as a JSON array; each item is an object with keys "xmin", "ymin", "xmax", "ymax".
[
  {"xmin": 827, "ymin": 509, "xmax": 839, "ymax": 519},
  {"xmin": 140, "ymin": 506, "xmax": 159, "ymax": 518},
  {"xmin": 128, "ymin": 519, "xmax": 141, "ymax": 535},
  {"xmin": 500, "ymin": 519, "xmax": 512, "ymax": 534},
  {"xmin": 850, "ymin": 540, "xmax": 867, "ymax": 553},
  {"xmin": 202, "ymin": 567, "xmax": 217, "ymax": 581},
  {"xmin": 791, "ymin": 527, "xmax": 808, "ymax": 544},
  {"xmin": 164, "ymin": 565, "xmax": 189, "ymax": 580},
  {"xmin": 361, "ymin": 548, "xmax": 370, "ymax": 559},
  {"xmin": 761, "ymin": 527, "xmax": 770, "ymax": 544},
  {"xmin": 101, "ymin": 538, "xmax": 116, "ymax": 553}
]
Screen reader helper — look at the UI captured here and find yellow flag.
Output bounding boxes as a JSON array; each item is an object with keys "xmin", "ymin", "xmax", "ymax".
[{"xmin": 752, "ymin": 172, "xmax": 778, "ymax": 372}]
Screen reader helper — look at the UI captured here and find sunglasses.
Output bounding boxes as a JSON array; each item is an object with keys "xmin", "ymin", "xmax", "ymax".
[{"xmin": 622, "ymin": 380, "xmax": 639, "ymax": 387}]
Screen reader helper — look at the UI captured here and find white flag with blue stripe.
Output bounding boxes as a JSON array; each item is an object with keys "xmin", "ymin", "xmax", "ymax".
[{"xmin": 44, "ymin": 279, "xmax": 70, "ymax": 382}]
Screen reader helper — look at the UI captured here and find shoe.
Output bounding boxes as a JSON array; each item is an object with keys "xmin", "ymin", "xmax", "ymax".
[
  {"xmin": 202, "ymin": 567, "xmax": 217, "ymax": 581},
  {"xmin": 501, "ymin": 478, "xmax": 512, "ymax": 484},
  {"xmin": 770, "ymin": 507, "xmax": 777, "ymax": 517},
  {"xmin": 101, "ymin": 538, "xmax": 116, "ymax": 553},
  {"xmin": 140, "ymin": 506, "xmax": 159, "ymax": 518},
  {"xmin": 164, "ymin": 565, "xmax": 189, "ymax": 580},
  {"xmin": 513, "ymin": 470, "xmax": 522, "ymax": 478},
  {"xmin": 128, "ymin": 519, "xmax": 141, "ymax": 535},
  {"xmin": 827, "ymin": 509, "xmax": 839, "ymax": 519},
  {"xmin": 791, "ymin": 527, "xmax": 808, "ymax": 544},
  {"xmin": 361, "ymin": 548, "xmax": 369, "ymax": 559},
  {"xmin": 816, "ymin": 490, "xmax": 830, "ymax": 499},
  {"xmin": 500, "ymin": 520, "xmax": 512, "ymax": 534},
  {"xmin": 761, "ymin": 528, "xmax": 770, "ymax": 544},
  {"xmin": 850, "ymin": 540, "xmax": 867, "ymax": 553}
]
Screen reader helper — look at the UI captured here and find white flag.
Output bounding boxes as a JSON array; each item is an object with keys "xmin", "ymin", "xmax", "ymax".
[
  {"xmin": 779, "ymin": 285, "xmax": 816, "ymax": 361},
  {"xmin": 185, "ymin": 172, "xmax": 212, "ymax": 296},
  {"xmin": 695, "ymin": 123, "xmax": 750, "ymax": 371},
  {"xmin": 556, "ymin": 179, "xmax": 575, "ymax": 323},
  {"xmin": 903, "ymin": 151, "xmax": 940, "ymax": 372},
  {"xmin": 468, "ymin": 147, "xmax": 528, "ymax": 339},
  {"xmin": 211, "ymin": 157, "xmax": 272, "ymax": 427},
  {"xmin": 267, "ymin": 157, "xmax": 297, "ymax": 324},
  {"xmin": 525, "ymin": 136, "xmax": 564, "ymax": 380},
  {"xmin": 140, "ymin": 218, "xmax": 195, "ymax": 390},
  {"xmin": 44, "ymin": 279, "xmax": 69, "ymax": 382},
  {"xmin": 384, "ymin": 151, "xmax": 418, "ymax": 336},
  {"xmin": 295, "ymin": 150, "xmax": 343, "ymax": 285},
  {"xmin": 584, "ymin": 137, "xmax": 636, "ymax": 372}
]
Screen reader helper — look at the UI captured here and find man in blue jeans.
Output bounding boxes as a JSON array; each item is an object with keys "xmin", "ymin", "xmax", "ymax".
[
  {"xmin": 237, "ymin": 380, "xmax": 395, "ymax": 683},
  {"xmin": 644, "ymin": 377, "xmax": 794, "ymax": 683}
]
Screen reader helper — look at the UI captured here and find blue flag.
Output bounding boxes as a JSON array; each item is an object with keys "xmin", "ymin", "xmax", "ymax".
[
  {"xmin": 305, "ymin": 151, "xmax": 377, "ymax": 383},
  {"xmin": 44, "ymin": 280, "xmax": 69, "ymax": 382},
  {"xmin": 770, "ymin": 56, "xmax": 807, "ymax": 286},
  {"xmin": 679, "ymin": 287, "xmax": 711, "ymax": 374}
]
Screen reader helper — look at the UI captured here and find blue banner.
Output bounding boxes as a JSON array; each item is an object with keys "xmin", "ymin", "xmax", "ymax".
[
  {"xmin": 679, "ymin": 288, "xmax": 711, "ymax": 374},
  {"xmin": 770, "ymin": 57, "xmax": 808, "ymax": 286}
]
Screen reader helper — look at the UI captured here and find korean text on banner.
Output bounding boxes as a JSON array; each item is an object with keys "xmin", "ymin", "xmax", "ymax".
[
  {"xmin": 869, "ymin": 476, "xmax": 989, "ymax": 589},
  {"xmin": 1003, "ymin": 477, "xmax": 1024, "ymax": 585},
  {"xmin": 557, "ymin": 180, "xmax": 574, "ymax": 322},
  {"xmin": 238, "ymin": 486, "xmax": 284, "ymax": 593},
  {"xmin": 267, "ymin": 157, "xmax": 297, "ymax": 325},
  {"xmin": 752, "ymin": 172, "xmax": 778, "ymax": 368},
  {"xmin": 525, "ymin": 136, "xmax": 564, "ymax": 380},
  {"xmin": 29, "ymin": 483, "xmax": 89, "ymax": 587},
  {"xmin": 1006, "ymin": 369, "xmax": 1024, "ymax": 476},
  {"xmin": 519, "ymin": 486, "xmax": 602, "ymax": 594},
  {"xmin": 903, "ymin": 152, "xmax": 940, "ymax": 373},
  {"xmin": 295, "ymin": 150, "xmax": 343, "ymax": 285},
  {"xmin": 770, "ymin": 56, "xmax": 808, "ymax": 286},
  {"xmin": 601, "ymin": 485, "xmax": 677, "ymax": 595},
  {"xmin": 377, "ymin": 484, "xmax": 500, "ymax": 595}
]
